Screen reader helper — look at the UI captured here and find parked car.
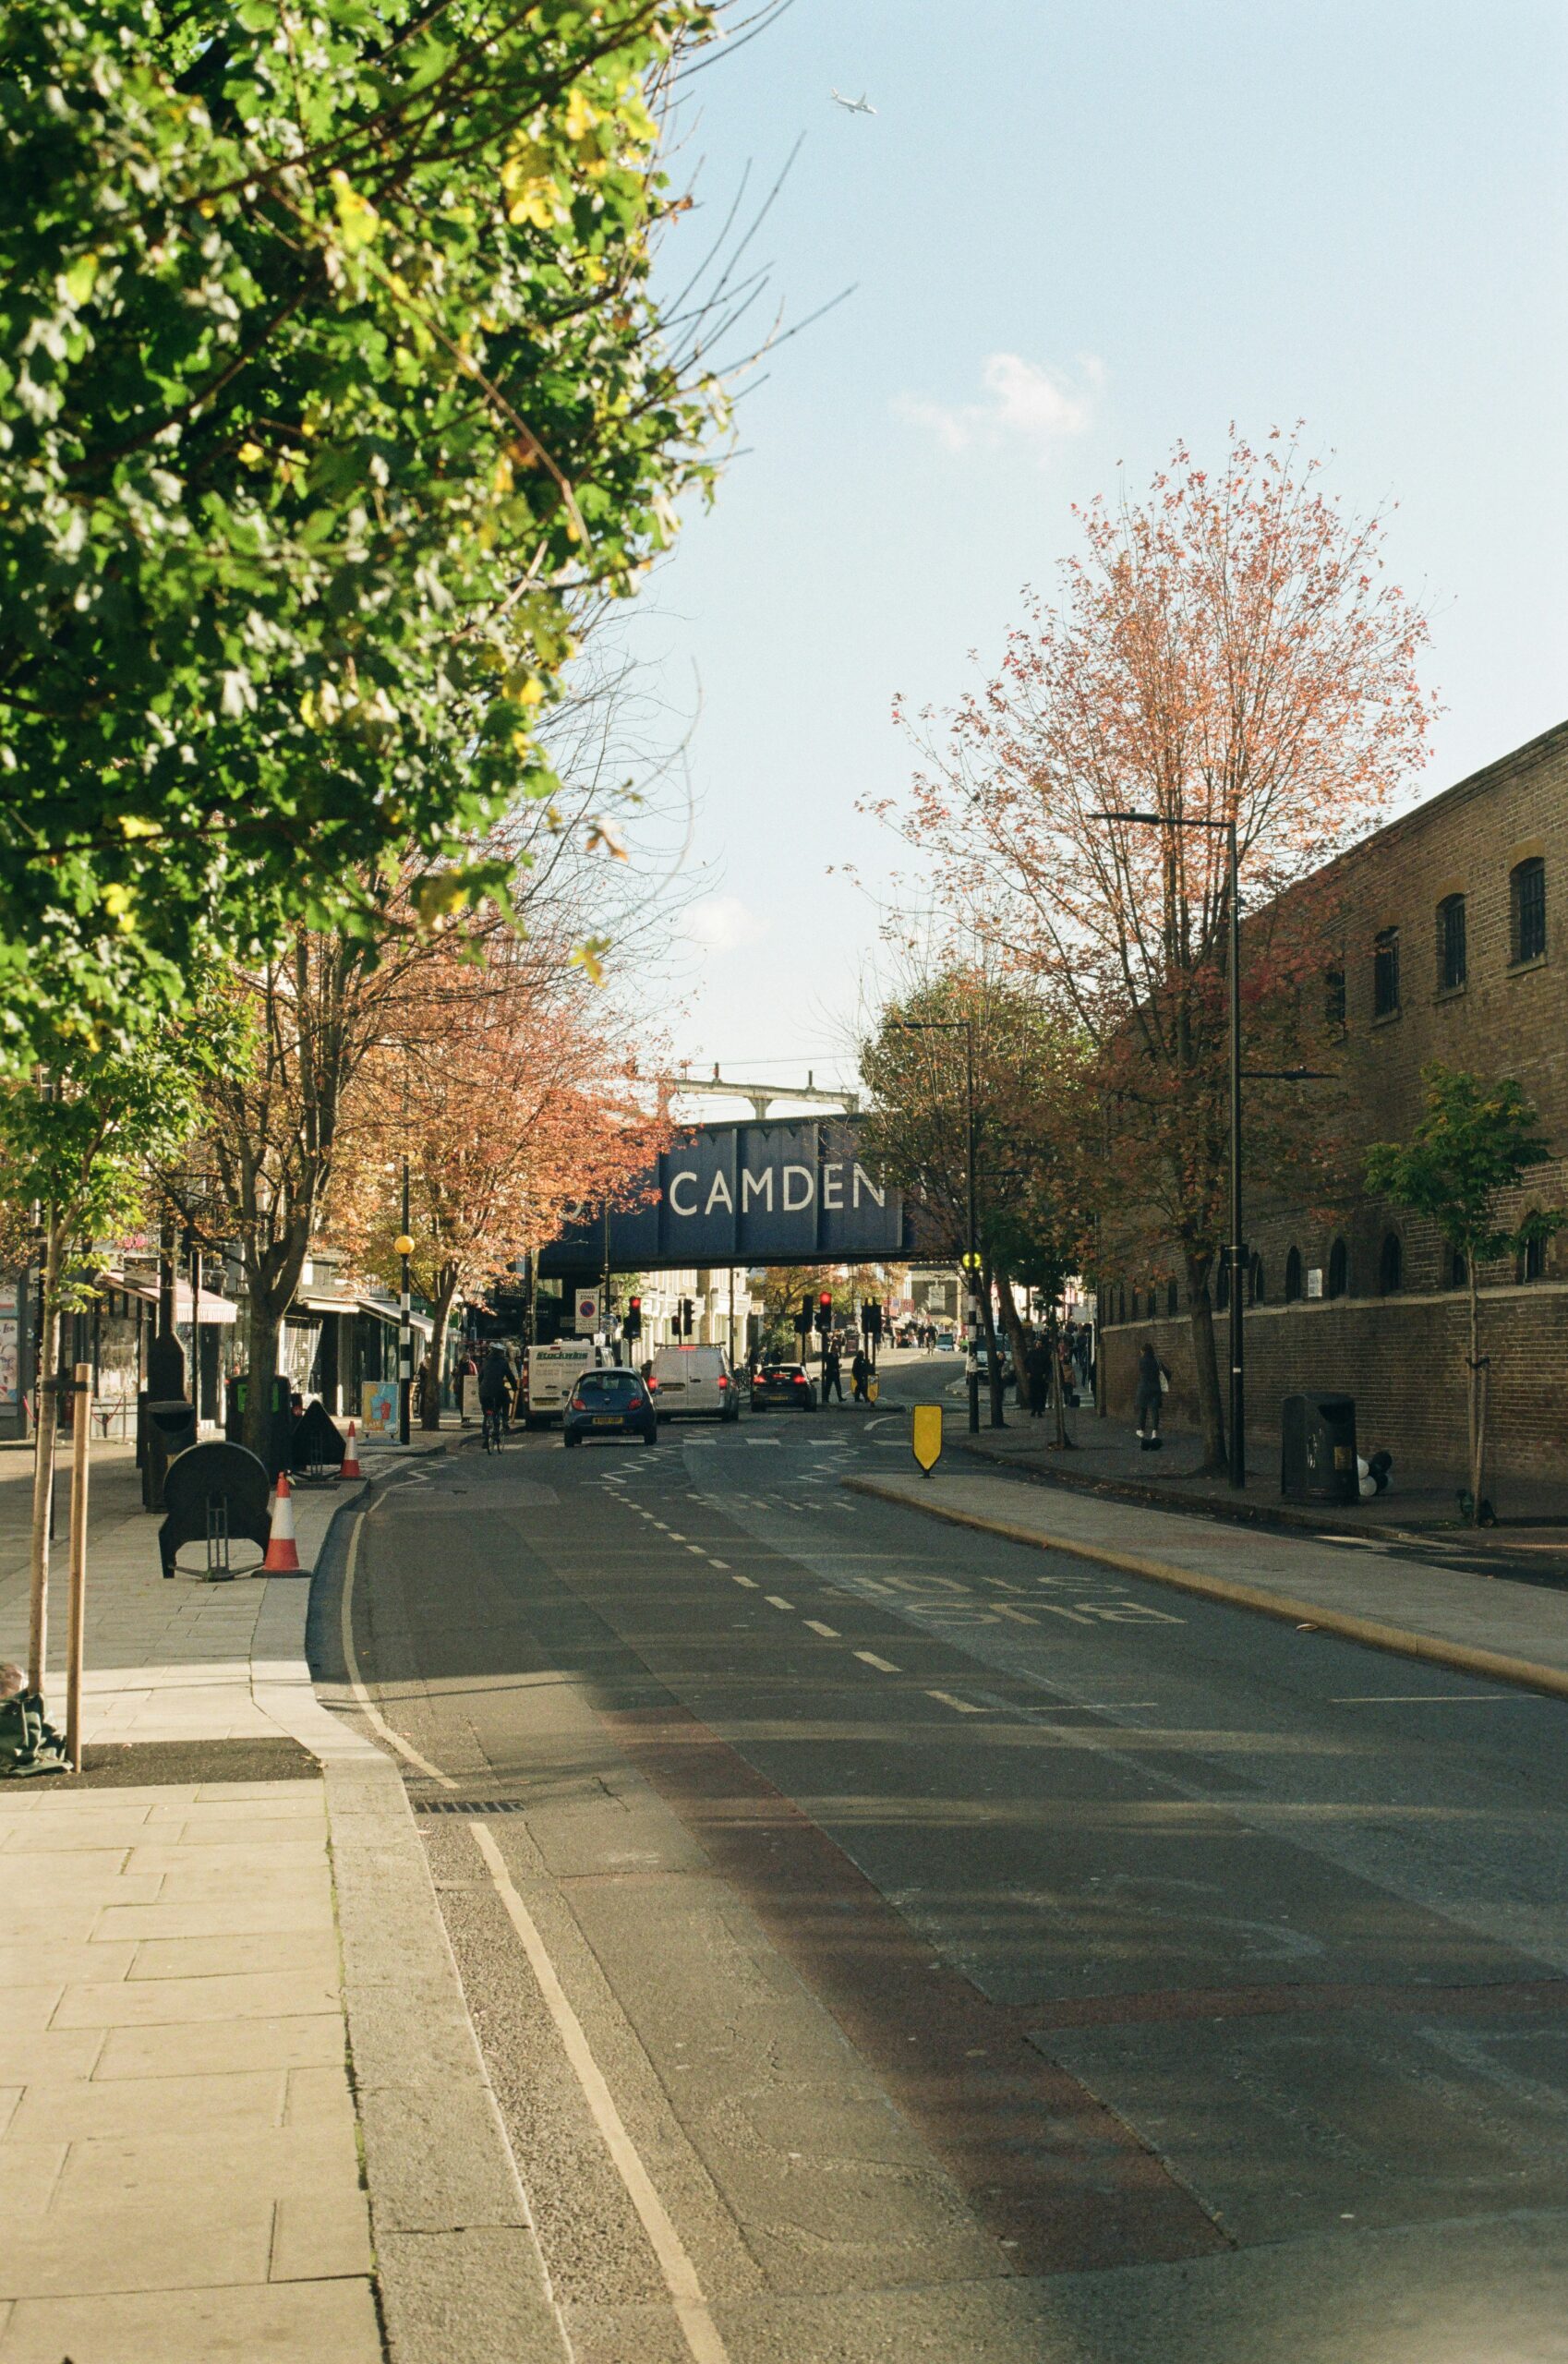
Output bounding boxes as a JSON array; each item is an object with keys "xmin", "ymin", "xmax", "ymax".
[
  {"xmin": 751, "ymin": 1362, "xmax": 819, "ymax": 1411},
  {"xmin": 646, "ymin": 1345, "xmax": 739, "ymax": 1422},
  {"xmin": 935, "ymin": 1329, "xmax": 957, "ymax": 1352},
  {"xmin": 562, "ymin": 1368, "xmax": 657, "ymax": 1449},
  {"xmin": 523, "ymin": 1339, "xmax": 597, "ymax": 1428}
]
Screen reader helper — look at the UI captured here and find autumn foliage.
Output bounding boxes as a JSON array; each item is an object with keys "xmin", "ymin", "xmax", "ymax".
[{"xmin": 880, "ymin": 430, "xmax": 1434, "ymax": 1465}]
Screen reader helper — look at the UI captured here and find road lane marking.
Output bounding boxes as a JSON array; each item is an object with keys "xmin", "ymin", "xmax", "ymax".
[
  {"xmin": 468, "ymin": 1821, "xmax": 730, "ymax": 2364},
  {"xmin": 731, "ymin": 1574, "xmax": 758, "ymax": 1588},
  {"xmin": 803, "ymin": 1620, "xmax": 839, "ymax": 1638},
  {"xmin": 855, "ymin": 1651, "xmax": 900, "ymax": 1673},
  {"xmin": 765, "ymin": 1595, "xmax": 794, "ymax": 1610},
  {"xmin": 707, "ymin": 1558, "xmax": 730, "ymax": 1569},
  {"xmin": 993, "ymin": 1605, "xmax": 1039, "ymax": 1623},
  {"xmin": 341, "ymin": 1515, "xmax": 455, "ymax": 1789},
  {"xmin": 667, "ymin": 1532, "xmax": 686, "ymax": 1540},
  {"xmin": 927, "ymin": 1690, "xmax": 983, "ymax": 1714},
  {"xmin": 1330, "ymin": 1692, "xmax": 1518, "ymax": 1704},
  {"xmin": 686, "ymin": 1545, "xmax": 707, "ymax": 1556}
]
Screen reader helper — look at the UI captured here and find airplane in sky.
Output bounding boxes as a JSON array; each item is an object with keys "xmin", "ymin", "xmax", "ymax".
[{"xmin": 829, "ymin": 89, "xmax": 876, "ymax": 115}]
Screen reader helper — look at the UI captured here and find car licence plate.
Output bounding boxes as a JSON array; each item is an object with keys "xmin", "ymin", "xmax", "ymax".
[{"xmin": 593, "ymin": 1416, "xmax": 621, "ymax": 1429}]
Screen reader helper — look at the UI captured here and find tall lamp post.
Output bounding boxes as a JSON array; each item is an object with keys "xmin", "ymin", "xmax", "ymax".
[
  {"xmin": 895, "ymin": 1017, "xmax": 981, "ymax": 1436},
  {"xmin": 1093, "ymin": 810, "xmax": 1247, "ymax": 1487},
  {"xmin": 394, "ymin": 1155, "xmax": 414, "ymax": 1448}
]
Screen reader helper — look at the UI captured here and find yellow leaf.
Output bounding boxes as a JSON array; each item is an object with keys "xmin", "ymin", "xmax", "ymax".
[
  {"xmin": 564, "ymin": 88, "xmax": 598, "ymax": 140},
  {"xmin": 329, "ymin": 170, "xmax": 380, "ymax": 254},
  {"xmin": 237, "ymin": 440, "xmax": 264, "ymax": 466}
]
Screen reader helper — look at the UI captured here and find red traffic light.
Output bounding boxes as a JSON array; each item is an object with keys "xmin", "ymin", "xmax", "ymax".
[
  {"xmin": 629, "ymin": 1296, "xmax": 641, "ymax": 1311},
  {"xmin": 818, "ymin": 1291, "xmax": 832, "ymax": 1309}
]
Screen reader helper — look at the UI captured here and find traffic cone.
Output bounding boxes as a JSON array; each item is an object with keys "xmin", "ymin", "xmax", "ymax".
[
  {"xmin": 261, "ymin": 1470, "xmax": 302, "ymax": 1573},
  {"xmin": 340, "ymin": 1419, "xmax": 362, "ymax": 1480}
]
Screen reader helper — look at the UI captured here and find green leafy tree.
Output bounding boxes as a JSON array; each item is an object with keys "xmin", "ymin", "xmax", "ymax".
[
  {"xmin": 1366, "ymin": 1065, "xmax": 1563, "ymax": 1522},
  {"xmin": 0, "ymin": 1033, "xmax": 212, "ymax": 1699},
  {"xmin": 0, "ymin": 0, "xmax": 728, "ymax": 1065}
]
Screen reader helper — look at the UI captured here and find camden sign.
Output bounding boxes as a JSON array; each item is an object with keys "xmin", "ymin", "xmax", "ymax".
[{"xmin": 537, "ymin": 1121, "xmax": 906, "ymax": 1274}]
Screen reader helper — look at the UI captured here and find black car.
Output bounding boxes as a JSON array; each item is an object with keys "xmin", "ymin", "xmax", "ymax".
[
  {"xmin": 562, "ymin": 1368, "xmax": 657, "ymax": 1447},
  {"xmin": 750, "ymin": 1363, "xmax": 819, "ymax": 1411}
]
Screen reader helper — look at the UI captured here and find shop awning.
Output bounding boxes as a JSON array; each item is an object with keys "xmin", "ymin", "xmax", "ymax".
[{"xmin": 102, "ymin": 1273, "xmax": 237, "ymax": 1326}]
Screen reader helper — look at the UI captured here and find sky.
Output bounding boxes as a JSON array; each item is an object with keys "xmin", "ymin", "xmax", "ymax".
[{"xmin": 631, "ymin": 0, "xmax": 1568, "ymax": 1104}]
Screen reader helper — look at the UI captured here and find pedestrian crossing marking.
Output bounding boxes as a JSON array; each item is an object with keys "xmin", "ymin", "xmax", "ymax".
[{"xmin": 855, "ymin": 1651, "xmax": 899, "ymax": 1673}]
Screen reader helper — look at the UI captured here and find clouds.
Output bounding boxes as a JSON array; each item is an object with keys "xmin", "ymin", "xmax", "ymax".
[
  {"xmin": 895, "ymin": 352, "xmax": 1104, "ymax": 459},
  {"xmin": 680, "ymin": 894, "xmax": 769, "ymax": 954}
]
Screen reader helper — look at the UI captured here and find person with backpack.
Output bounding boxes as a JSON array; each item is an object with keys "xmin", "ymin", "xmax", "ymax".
[{"xmin": 1134, "ymin": 1341, "xmax": 1169, "ymax": 1451}]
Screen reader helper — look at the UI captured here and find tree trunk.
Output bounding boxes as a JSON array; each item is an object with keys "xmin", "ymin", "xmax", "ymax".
[
  {"xmin": 1045, "ymin": 1305, "xmax": 1071, "ymax": 1448},
  {"xmin": 995, "ymin": 1271, "xmax": 1033, "ymax": 1422},
  {"xmin": 1183, "ymin": 1248, "xmax": 1226, "ymax": 1473},
  {"xmin": 243, "ymin": 1291, "xmax": 283, "ymax": 1464},
  {"xmin": 27, "ymin": 1233, "xmax": 62, "ymax": 1699},
  {"xmin": 978, "ymin": 1264, "xmax": 1006, "ymax": 1427},
  {"xmin": 1467, "ymin": 1264, "xmax": 1486, "ymax": 1520},
  {"xmin": 423, "ymin": 1269, "xmax": 459, "ymax": 1429}
]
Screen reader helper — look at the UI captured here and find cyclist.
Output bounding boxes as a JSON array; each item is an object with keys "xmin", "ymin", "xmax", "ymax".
[{"xmin": 476, "ymin": 1345, "xmax": 513, "ymax": 1450}]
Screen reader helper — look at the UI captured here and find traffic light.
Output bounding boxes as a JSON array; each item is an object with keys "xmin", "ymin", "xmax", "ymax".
[
  {"xmin": 624, "ymin": 1297, "xmax": 642, "ymax": 1343},
  {"xmin": 796, "ymin": 1295, "xmax": 813, "ymax": 1339},
  {"xmin": 680, "ymin": 1297, "xmax": 694, "ymax": 1338},
  {"xmin": 815, "ymin": 1290, "xmax": 832, "ymax": 1336}
]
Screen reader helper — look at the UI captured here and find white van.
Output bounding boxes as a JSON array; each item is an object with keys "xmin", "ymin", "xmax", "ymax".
[
  {"xmin": 524, "ymin": 1340, "xmax": 597, "ymax": 1428},
  {"xmin": 647, "ymin": 1345, "xmax": 739, "ymax": 1423}
]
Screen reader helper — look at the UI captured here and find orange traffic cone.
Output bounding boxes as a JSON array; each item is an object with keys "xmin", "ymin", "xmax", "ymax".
[
  {"xmin": 261, "ymin": 1469, "xmax": 302, "ymax": 1573},
  {"xmin": 340, "ymin": 1419, "xmax": 362, "ymax": 1480}
]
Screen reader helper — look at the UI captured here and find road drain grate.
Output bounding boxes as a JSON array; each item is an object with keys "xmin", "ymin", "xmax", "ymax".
[{"xmin": 413, "ymin": 1799, "xmax": 529, "ymax": 1815}]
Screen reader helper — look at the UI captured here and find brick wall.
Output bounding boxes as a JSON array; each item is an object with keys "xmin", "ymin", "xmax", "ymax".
[{"xmin": 1101, "ymin": 718, "xmax": 1568, "ymax": 1482}]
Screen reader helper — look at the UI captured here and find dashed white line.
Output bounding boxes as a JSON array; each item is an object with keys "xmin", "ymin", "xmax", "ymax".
[
  {"xmin": 803, "ymin": 1620, "xmax": 839, "ymax": 1638},
  {"xmin": 765, "ymin": 1595, "xmax": 794, "ymax": 1611},
  {"xmin": 707, "ymin": 1558, "xmax": 730, "ymax": 1570},
  {"xmin": 731, "ymin": 1574, "xmax": 758, "ymax": 1589},
  {"xmin": 992, "ymin": 1605, "xmax": 1039, "ymax": 1624},
  {"xmin": 854, "ymin": 1651, "xmax": 900, "ymax": 1674},
  {"xmin": 927, "ymin": 1690, "xmax": 983, "ymax": 1714}
]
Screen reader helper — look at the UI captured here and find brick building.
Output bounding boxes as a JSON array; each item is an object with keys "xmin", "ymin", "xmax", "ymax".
[{"xmin": 1100, "ymin": 718, "xmax": 1568, "ymax": 1481}]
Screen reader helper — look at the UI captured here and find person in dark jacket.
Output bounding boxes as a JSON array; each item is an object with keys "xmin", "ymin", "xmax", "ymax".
[
  {"xmin": 822, "ymin": 1344, "xmax": 843, "ymax": 1403},
  {"xmin": 1134, "ymin": 1342, "xmax": 1166, "ymax": 1449},
  {"xmin": 850, "ymin": 1347, "xmax": 870, "ymax": 1402},
  {"xmin": 1025, "ymin": 1338, "xmax": 1049, "ymax": 1419},
  {"xmin": 477, "ymin": 1345, "xmax": 514, "ymax": 1427}
]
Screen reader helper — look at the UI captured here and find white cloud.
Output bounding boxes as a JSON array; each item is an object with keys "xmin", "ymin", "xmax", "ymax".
[
  {"xmin": 681, "ymin": 894, "xmax": 769, "ymax": 954},
  {"xmin": 894, "ymin": 352, "xmax": 1104, "ymax": 458}
]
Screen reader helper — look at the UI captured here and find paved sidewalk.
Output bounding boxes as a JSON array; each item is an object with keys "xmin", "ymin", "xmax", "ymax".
[
  {"xmin": 845, "ymin": 1461, "xmax": 1568, "ymax": 1700},
  {"xmin": 935, "ymin": 1385, "xmax": 1568, "ymax": 1547},
  {"xmin": 0, "ymin": 1424, "xmax": 493, "ymax": 2364}
]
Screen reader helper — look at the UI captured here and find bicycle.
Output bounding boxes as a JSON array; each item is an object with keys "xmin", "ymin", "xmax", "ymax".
[{"xmin": 480, "ymin": 1403, "xmax": 505, "ymax": 1453}]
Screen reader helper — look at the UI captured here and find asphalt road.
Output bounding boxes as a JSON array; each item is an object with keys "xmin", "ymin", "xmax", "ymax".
[{"xmin": 318, "ymin": 1355, "xmax": 1568, "ymax": 2363}]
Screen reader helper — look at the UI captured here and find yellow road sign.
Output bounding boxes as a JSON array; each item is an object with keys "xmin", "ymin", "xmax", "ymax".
[{"xmin": 911, "ymin": 1402, "xmax": 943, "ymax": 1477}]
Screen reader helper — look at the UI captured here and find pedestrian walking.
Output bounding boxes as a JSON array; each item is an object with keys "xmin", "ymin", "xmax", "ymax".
[
  {"xmin": 1133, "ymin": 1341, "xmax": 1168, "ymax": 1451},
  {"xmin": 850, "ymin": 1346, "xmax": 870, "ymax": 1402},
  {"xmin": 822, "ymin": 1344, "xmax": 843, "ymax": 1403},
  {"xmin": 456, "ymin": 1347, "xmax": 477, "ymax": 1427},
  {"xmin": 1026, "ymin": 1336, "xmax": 1048, "ymax": 1419}
]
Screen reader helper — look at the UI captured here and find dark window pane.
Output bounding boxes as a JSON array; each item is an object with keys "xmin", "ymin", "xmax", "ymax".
[
  {"xmin": 1437, "ymin": 895, "xmax": 1466, "ymax": 991},
  {"xmin": 1324, "ymin": 967, "xmax": 1346, "ymax": 1029},
  {"xmin": 1373, "ymin": 927, "xmax": 1401, "ymax": 1017},
  {"xmin": 1249, "ymin": 1254, "xmax": 1264, "ymax": 1304},
  {"xmin": 1523, "ymin": 1229, "xmax": 1547, "ymax": 1282},
  {"xmin": 1166, "ymin": 1278, "xmax": 1178, "ymax": 1317},
  {"xmin": 1379, "ymin": 1233, "xmax": 1403, "ymax": 1295},
  {"xmin": 1285, "ymin": 1247, "xmax": 1303, "ymax": 1302},
  {"xmin": 1450, "ymin": 1249, "xmax": 1467, "ymax": 1290},
  {"xmin": 1327, "ymin": 1238, "xmax": 1348, "ymax": 1298},
  {"xmin": 1512, "ymin": 859, "xmax": 1546, "ymax": 964},
  {"xmin": 1215, "ymin": 1259, "xmax": 1229, "ymax": 1311}
]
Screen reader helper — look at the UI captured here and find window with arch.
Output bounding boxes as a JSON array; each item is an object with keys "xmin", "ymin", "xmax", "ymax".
[
  {"xmin": 1520, "ymin": 1224, "xmax": 1548, "ymax": 1283},
  {"xmin": 1373, "ymin": 927, "xmax": 1401, "ymax": 1018},
  {"xmin": 1436, "ymin": 893, "xmax": 1467, "ymax": 992},
  {"xmin": 1326, "ymin": 1237, "xmax": 1348, "ymax": 1299},
  {"xmin": 1166, "ymin": 1278, "xmax": 1178, "ymax": 1318},
  {"xmin": 1379, "ymin": 1232, "xmax": 1403, "ymax": 1296},
  {"xmin": 1512, "ymin": 858, "xmax": 1547, "ymax": 965},
  {"xmin": 1215, "ymin": 1259, "xmax": 1230, "ymax": 1311},
  {"xmin": 1117, "ymin": 1285, "xmax": 1127, "ymax": 1324},
  {"xmin": 1284, "ymin": 1246, "xmax": 1303, "ymax": 1303},
  {"xmin": 1249, "ymin": 1253, "xmax": 1264, "ymax": 1304},
  {"xmin": 1448, "ymin": 1249, "xmax": 1467, "ymax": 1291}
]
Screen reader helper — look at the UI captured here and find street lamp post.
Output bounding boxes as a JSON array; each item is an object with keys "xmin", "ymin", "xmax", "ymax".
[
  {"xmin": 395, "ymin": 1155, "xmax": 414, "ymax": 1447},
  {"xmin": 895, "ymin": 1017, "xmax": 981, "ymax": 1436},
  {"xmin": 1094, "ymin": 811, "xmax": 1246, "ymax": 1487}
]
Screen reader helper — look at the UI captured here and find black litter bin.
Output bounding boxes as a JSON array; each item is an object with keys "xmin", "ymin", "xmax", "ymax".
[
  {"xmin": 225, "ymin": 1373, "xmax": 294, "ymax": 1481},
  {"xmin": 1281, "ymin": 1393, "xmax": 1358, "ymax": 1504},
  {"xmin": 140, "ymin": 1397, "xmax": 198, "ymax": 1511}
]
